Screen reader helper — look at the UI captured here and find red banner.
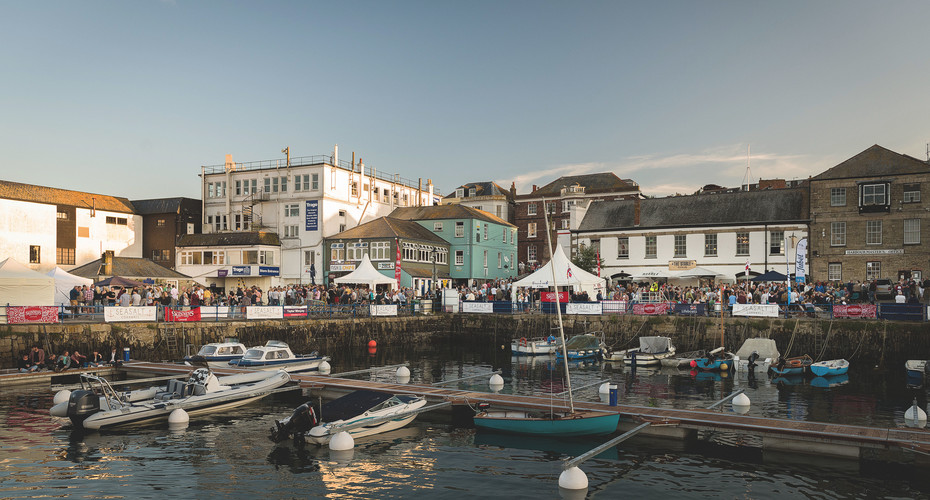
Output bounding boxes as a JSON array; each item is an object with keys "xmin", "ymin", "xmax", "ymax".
[
  {"xmin": 833, "ymin": 304, "xmax": 877, "ymax": 319},
  {"xmin": 395, "ymin": 238, "xmax": 401, "ymax": 287},
  {"xmin": 632, "ymin": 303, "xmax": 669, "ymax": 315},
  {"xmin": 283, "ymin": 306, "xmax": 307, "ymax": 318},
  {"xmin": 167, "ymin": 307, "xmax": 201, "ymax": 322},
  {"xmin": 541, "ymin": 291, "xmax": 569, "ymax": 303},
  {"xmin": 7, "ymin": 306, "xmax": 59, "ymax": 324}
]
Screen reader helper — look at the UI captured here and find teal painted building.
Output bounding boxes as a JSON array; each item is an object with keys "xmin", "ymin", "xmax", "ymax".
[{"xmin": 390, "ymin": 205, "xmax": 518, "ymax": 284}]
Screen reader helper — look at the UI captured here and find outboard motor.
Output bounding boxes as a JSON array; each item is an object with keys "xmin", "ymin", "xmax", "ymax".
[
  {"xmin": 270, "ymin": 402, "xmax": 318, "ymax": 443},
  {"xmin": 66, "ymin": 390, "xmax": 100, "ymax": 427}
]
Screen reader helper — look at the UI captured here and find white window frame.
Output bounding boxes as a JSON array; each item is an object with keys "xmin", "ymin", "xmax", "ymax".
[
  {"xmin": 455, "ymin": 250, "xmax": 464, "ymax": 266},
  {"xmin": 830, "ymin": 187, "xmax": 846, "ymax": 207},
  {"xmin": 455, "ymin": 221, "xmax": 464, "ymax": 238},
  {"xmin": 866, "ymin": 220, "xmax": 882, "ymax": 245},
  {"xmin": 831, "ymin": 222, "xmax": 846, "ymax": 246},
  {"xmin": 527, "ymin": 203, "xmax": 537, "ymax": 216},
  {"xmin": 828, "ymin": 262, "xmax": 842, "ymax": 281},
  {"xmin": 866, "ymin": 261, "xmax": 881, "ymax": 280},
  {"xmin": 528, "ymin": 223, "xmax": 537, "ymax": 239},
  {"xmin": 618, "ymin": 237, "xmax": 629, "ymax": 259},
  {"xmin": 904, "ymin": 218, "xmax": 920, "ymax": 245},
  {"xmin": 434, "ymin": 222, "xmax": 443, "ymax": 232}
]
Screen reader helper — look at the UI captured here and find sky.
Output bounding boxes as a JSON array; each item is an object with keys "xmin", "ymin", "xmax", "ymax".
[{"xmin": 2, "ymin": 1, "xmax": 929, "ymax": 200}]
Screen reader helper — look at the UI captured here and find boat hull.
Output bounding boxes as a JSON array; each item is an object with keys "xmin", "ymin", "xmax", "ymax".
[
  {"xmin": 306, "ymin": 399, "xmax": 427, "ymax": 445},
  {"xmin": 230, "ymin": 357, "xmax": 330, "ymax": 373},
  {"xmin": 473, "ymin": 410, "xmax": 619, "ymax": 437},
  {"xmin": 511, "ymin": 338, "xmax": 558, "ymax": 356},
  {"xmin": 694, "ymin": 357, "xmax": 734, "ymax": 371},
  {"xmin": 810, "ymin": 361, "xmax": 849, "ymax": 377}
]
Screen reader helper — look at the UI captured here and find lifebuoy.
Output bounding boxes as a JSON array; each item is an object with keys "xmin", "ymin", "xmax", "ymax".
[{"xmin": 519, "ymin": 337, "xmax": 527, "ymax": 347}]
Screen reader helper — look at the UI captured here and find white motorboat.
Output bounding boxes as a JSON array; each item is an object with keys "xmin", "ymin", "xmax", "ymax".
[
  {"xmin": 607, "ymin": 336, "xmax": 676, "ymax": 366},
  {"xmin": 184, "ymin": 341, "xmax": 247, "ymax": 368},
  {"xmin": 270, "ymin": 390, "xmax": 427, "ymax": 445},
  {"xmin": 511, "ymin": 335, "xmax": 558, "ymax": 356},
  {"xmin": 50, "ymin": 368, "xmax": 291, "ymax": 430},
  {"xmin": 229, "ymin": 341, "xmax": 330, "ymax": 373},
  {"xmin": 732, "ymin": 338, "xmax": 781, "ymax": 374}
]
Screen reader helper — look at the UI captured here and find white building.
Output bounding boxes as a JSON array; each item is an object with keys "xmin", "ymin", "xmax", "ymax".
[
  {"xmin": 199, "ymin": 148, "xmax": 434, "ymax": 286},
  {"xmin": 573, "ymin": 188, "xmax": 809, "ymax": 284},
  {"xmin": 0, "ymin": 180, "xmax": 142, "ymax": 272}
]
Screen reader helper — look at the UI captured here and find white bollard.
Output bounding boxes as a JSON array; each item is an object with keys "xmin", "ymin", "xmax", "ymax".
[{"xmin": 558, "ymin": 466, "xmax": 589, "ymax": 490}]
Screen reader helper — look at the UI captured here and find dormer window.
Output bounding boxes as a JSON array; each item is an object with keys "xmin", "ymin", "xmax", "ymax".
[
  {"xmin": 468, "ymin": 187, "xmax": 476, "ymax": 197},
  {"xmin": 858, "ymin": 182, "xmax": 890, "ymax": 214},
  {"xmin": 456, "ymin": 188, "xmax": 464, "ymax": 198}
]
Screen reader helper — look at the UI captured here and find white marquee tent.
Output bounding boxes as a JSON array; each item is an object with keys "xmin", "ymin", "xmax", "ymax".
[
  {"xmin": 513, "ymin": 245, "xmax": 605, "ymax": 297},
  {"xmin": 0, "ymin": 257, "xmax": 55, "ymax": 306},
  {"xmin": 333, "ymin": 254, "xmax": 398, "ymax": 290},
  {"xmin": 47, "ymin": 267, "xmax": 93, "ymax": 306}
]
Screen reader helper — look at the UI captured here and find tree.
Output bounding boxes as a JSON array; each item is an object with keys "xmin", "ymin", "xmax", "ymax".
[{"xmin": 572, "ymin": 245, "xmax": 603, "ymax": 275}]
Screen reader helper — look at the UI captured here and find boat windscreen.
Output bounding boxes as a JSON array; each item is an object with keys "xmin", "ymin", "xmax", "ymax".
[
  {"xmin": 563, "ymin": 335, "xmax": 601, "ymax": 350},
  {"xmin": 319, "ymin": 390, "xmax": 394, "ymax": 422},
  {"xmin": 242, "ymin": 349, "xmax": 264, "ymax": 360},
  {"xmin": 198, "ymin": 345, "xmax": 217, "ymax": 356}
]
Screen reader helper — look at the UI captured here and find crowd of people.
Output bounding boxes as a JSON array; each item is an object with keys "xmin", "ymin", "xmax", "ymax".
[{"xmin": 17, "ymin": 345, "xmax": 124, "ymax": 373}]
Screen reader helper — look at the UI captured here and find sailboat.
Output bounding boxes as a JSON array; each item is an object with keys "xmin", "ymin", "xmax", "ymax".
[
  {"xmin": 473, "ymin": 199, "xmax": 620, "ymax": 437},
  {"xmin": 694, "ymin": 286, "xmax": 734, "ymax": 371}
]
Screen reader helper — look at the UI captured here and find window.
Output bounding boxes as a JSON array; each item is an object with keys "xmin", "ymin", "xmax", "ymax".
[
  {"xmin": 436, "ymin": 248, "xmax": 448, "ymax": 264},
  {"xmin": 339, "ymin": 223, "xmax": 346, "ymax": 233},
  {"xmin": 496, "ymin": 206, "xmax": 502, "ymax": 218},
  {"xmin": 904, "ymin": 219, "xmax": 920, "ymax": 244},
  {"xmin": 456, "ymin": 188, "xmax": 464, "ymax": 198},
  {"xmin": 283, "ymin": 225, "xmax": 299, "ymax": 238},
  {"xmin": 528, "ymin": 245, "xmax": 537, "ymax": 262},
  {"xmin": 831, "ymin": 222, "xmax": 846, "ymax": 246},
  {"xmin": 151, "ymin": 249, "xmax": 170, "ymax": 262},
  {"xmin": 736, "ymin": 232, "xmax": 749, "ymax": 256},
  {"xmin": 562, "ymin": 200, "xmax": 576, "ymax": 213},
  {"xmin": 859, "ymin": 182, "xmax": 889, "ymax": 212},
  {"xmin": 704, "ymin": 234, "xmax": 717, "ymax": 257},
  {"xmin": 57, "ymin": 211, "xmax": 68, "ymax": 220},
  {"xmin": 348, "ymin": 242, "xmax": 368, "ymax": 260},
  {"xmin": 474, "ymin": 206, "xmax": 482, "ymax": 212},
  {"xmin": 904, "ymin": 183, "xmax": 921, "ymax": 203},
  {"xmin": 560, "ymin": 219, "xmax": 570, "ymax": 229},
  {"xmin": 156, "ymin": 219, "xmax": 166, "ymax": 227},
  {"xmin": 866, "ymin": 220, "xmax": 882, "ymax": 245},
  {"xmin": 502, "ymin": 227, "xmax": 506, "ymax": 242},
  {"xmin": 304, "ymin": 250, "xmax": 315, "ymax": 266},
  {"xmin": 179, "ymin": 251, "xmax": 193, "ymax": 265},
  {"xmin": 244, "ymin": 250, "xmax": 259, "ymax": 265},
  {"xmin": 312, "ymin": 173, "xmax": 319, "ymax": 190},
  {"xmin": 828, "ymin": 263, "xmax": 842, "ymax": 281},
  {"xmin": 645, "ymin": 236, "xmax": 657, "ymax": 259},
  {"xmin": 264, "ymin": 177, "xmax": 284, "ymax": 194},
  {"xmin": 235, "ymin": 180, "xmax": 242, "ymax": 195},
  {"xmin": 285, "ymin": 204, "xmax": 300, "ymax": 217},
  {"xmin": 294, "ymin": 175, "xmax": 310, "ymax": 192},
  {"xmin": 211, "ymin": 251, "xmax": 226, "ymax": 265},
  {"xmin": 455, "ymin": 221, "xmax": 464, "ymax": 237},
  {"xmin": 57, "ymin": 247, "xmax": 75, "ymax": 265},
  {"xmin": 260, "ymin": 251, "xmax": 274, "ymax": 265},
  {"xmin": 484, "ymin": 224, "xmax": 488, "ymax": 240},
  {"xmin": 866, "ymin": 261, "xmax": 881, "ymax": 280},
  {"xmin": 371, "ymin": 241, "xmax": 389, "ymax": 260},
  {"xmin": 434, "ymin": 222, "xmax": 443, "ymax": 232},
  {"xmin": 455, "ymin": 250, "xmax": 464, "ymax": 266},
  {"xmin": 673, "ymin": 235, "xmax": 686, "ymax": 258},
  {"xmin": 830, "ymin": 188, "xmax": 846, "ymax": 207},
  {"xmin": 617, "ymin": 237, "xmax": 629, "ymax": 259},
  {"xmin": 483, "ymin": 250, "xmax": 488, "ymax": 267},
  {"xmin": 403, "ymin": 242, "xmax": 416, "ymax": 261},
  {"xmin": 469, "ymin": 187, "xmax": 476, "ymax": 197},
  {"xmin": 770, "ymin": 231, "xmax": 784, "ymax": 255},
  {"xmin": 498, "ymin": 252, "xmax": 502, "ymax": 269},
  {"xmin": 105, "ymin": 216, "xmax": 128, "ymax": 225},
  {"xmin": 528, "ymin": 223, "xmax": 537, "ymax": 238},
  {"xmin": 527, "ymin": 203, "xmax": 537, "ymax": 216},
  {"xmin": 190, "ymin": 252, "xmax": 202, "ymax": 265},
  {"xmin": 547, "ymin": 202, "xmax": 556, "ymax": 214}
]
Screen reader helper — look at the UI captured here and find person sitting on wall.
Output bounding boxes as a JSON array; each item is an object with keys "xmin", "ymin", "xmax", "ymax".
[
  {"xmin": 89, "ymin": 350, "xmax": 103, "ymax": 367},
  {"xmin": 71, "ymin": 350, "xmax": 88, "ymax": 368},
  {"xmin": 55, "ymin": 351, "xmax": 71, "ymax": 372},
  {"xmin": 108, "ymin": 347, "xmax": 123, "ymax": 366},
  {"xmin": 18, "ymin": 353, "xmax": 38, "ymax": 373}
]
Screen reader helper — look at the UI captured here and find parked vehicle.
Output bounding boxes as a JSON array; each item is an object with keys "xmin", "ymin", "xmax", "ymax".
[{"xmin": 875, "ymin": 279, "xmax": 893, "ymax": 299}]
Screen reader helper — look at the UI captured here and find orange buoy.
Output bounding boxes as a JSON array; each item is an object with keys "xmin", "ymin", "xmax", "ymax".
[
  {"xmin": 368, "ymin": 346, "xmax": 377, "ymax": 356},
  {"xmin": 690, "ymin": 360, "xmax": 697, "ymax": 368},
  {"xmin": 368, "ymin": 340, "xmax": 377, "ymax": 348}
]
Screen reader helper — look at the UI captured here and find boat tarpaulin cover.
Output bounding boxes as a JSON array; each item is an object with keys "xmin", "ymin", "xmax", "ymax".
[
  {"xmin": 638, "ymin": 336, "xmax": 672, "ymax": 354},
  {"xmin": 563, "ymin": 334, "xmax": 602, "ymax": 350},
  {"xmin": 735, "ymin": 338, "xmax": 780, "ymax": 359},
  {"xmin": 318, "ymin": 390, "xmax": 417, "ymax": 422}
]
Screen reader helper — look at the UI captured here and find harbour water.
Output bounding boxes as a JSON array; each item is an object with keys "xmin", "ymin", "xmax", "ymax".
[{"xmin": 2, "ymin": 336, "xmax": 929, "ymax": 498}]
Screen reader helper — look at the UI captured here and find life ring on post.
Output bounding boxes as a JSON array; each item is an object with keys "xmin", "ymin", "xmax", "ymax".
[{"xmin": 519, "ymin": 337, "xmax": 527, "ymax": 347}]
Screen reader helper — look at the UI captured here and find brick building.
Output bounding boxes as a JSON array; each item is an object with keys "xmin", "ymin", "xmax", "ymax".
[{"xmin": 809, "ymin": 145, "xmax": 930, "ymax": 283}]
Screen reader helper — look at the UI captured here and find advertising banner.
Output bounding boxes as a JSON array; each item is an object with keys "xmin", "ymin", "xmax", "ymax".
[
  {"xmin": 732, "ymin": 304, "xmax": 780, "ymax": 317},
  {"xmin": 232, "ymin": 266, "xmax": 251, "ymax": 276},
  {"xmin": 305, "ymin": 200, "xmax": 319, "ymax": 231},
  {"xmin": 283, "ymin": 306, "xmax": 307, "ymax": 318},
  {"xmin": 104, "ymin": 306, "xmax": 157, "ymax": 323},
  {"xmin": 258, "ymin": 266, "xmax": 279, "ymax": 276},
  {"xmin": 7, "ymin": 306, "xmax": 59, "ymax": 324},
  {"xmin": 461, "ymin": 302, "xmax": 494, "ymax": 313},
  {"xmin": 674, "ymin": 303, "xmax": 706, "ymax": 316},
  {"xmin": 632, "ymin": 303, "xmax": 668, "ymax": 315},
  {"xmin": 833, "ymin": 304, "xmax": 877, "ymax": 319},
  {"xmin": 795, "ymin": 237, "xmax": 808, "ymax": 283},
  {"xmin": 541, "ymin": 291, "xmax": 569, "ymax": 303},
  {"xmin": 199, "ymin": 306, "xmax": 229, "ymax": 318},
  {"xmin": 370, "ymin": 304, "xmax": 399, "ymax": 316},
  {"xmin": 246, "ymin": 306, "xmax": 283, "ymax": 320},
  {"xmin": 566, "ymin": 303, "xmax": 602, "ymax": 315},
  {"xmin": 167, "ymin": 307, "xmax": 202, "ymax": 322}
]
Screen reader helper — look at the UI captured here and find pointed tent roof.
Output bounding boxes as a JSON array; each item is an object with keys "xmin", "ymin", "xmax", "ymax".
[
  {"xmin": 513, "ymin": 245, "xmax": 604, "ymax": 290},
  {"xmin": 0, "ymin": 257, "xmax": 55, "ymax": 306},
  {"xmin": 47, "ymin": 267, "xmax": 93, "ymax": 306},
  {"xmin": 333, "ymin": 254, "xmax": 397, "ymax": 289}
]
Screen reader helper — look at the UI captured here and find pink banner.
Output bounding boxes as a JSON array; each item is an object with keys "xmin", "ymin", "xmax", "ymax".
[
  {"xmin": 167, "ymin": 307, "xmax": 202, "ymax": 322},
  {"xmin": 833, "ymin": 304, "xmax": 877, "ymax": 319},
  {"xmin": 283, "ymin": 306, "xmax": 307, "ymax": 318},
  {"xmin": 632, "ymin": 303, "xmax": 669, "ymax": 315},
  {"xmin": 7, "ymin": 306, "xmax": 59, "ymax": 324},
  {"xmin": 541, "ymin": 291, "xmax": 569, "ymax": 303}
]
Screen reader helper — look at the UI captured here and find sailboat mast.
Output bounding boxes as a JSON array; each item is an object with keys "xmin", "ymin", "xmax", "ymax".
[
  {"xmin": 719, "ymin": 284, "xmax": 724, "ymax": 348},
  {"xmin": 542, "ymin": 197, "xmax": 574, "ymax": 413}
]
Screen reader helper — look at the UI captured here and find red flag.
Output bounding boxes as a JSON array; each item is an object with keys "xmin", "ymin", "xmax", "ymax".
[
  {"xmin": 395, "ymin": 238, "xmax": 402, "ymax": 287},
  {"xmin": 596, "ymin": 252, "xmax": 601, "ymax": 277}
]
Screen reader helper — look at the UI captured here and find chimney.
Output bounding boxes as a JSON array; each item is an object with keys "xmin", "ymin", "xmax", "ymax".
[
  {"xmin": 532, "ymin": 184, "xmax": 537, "ymax": 193},
  {"xmin": 634, "ymin": 198, "xmax": 641, "ymax": 227},
  {"xmin": 102, "ymin": 250, "xmax": 114, "ymax": 276}
]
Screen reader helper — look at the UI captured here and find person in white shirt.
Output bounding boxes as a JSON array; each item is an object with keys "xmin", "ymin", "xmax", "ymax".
[{"xmin": 895, "ymin": 292, "xmax": 906, "ymax": 304}]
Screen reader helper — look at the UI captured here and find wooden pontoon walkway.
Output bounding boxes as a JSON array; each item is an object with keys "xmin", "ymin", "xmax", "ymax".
[
  {"xmin": 0, "ymin": 365, "xmax": 118, "ymax": 387},
  {"xmin": 19, "ymin": 361, "xmax": 930, "ymax": 463}
]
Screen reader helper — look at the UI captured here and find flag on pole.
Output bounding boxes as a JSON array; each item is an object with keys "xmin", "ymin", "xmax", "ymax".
[
  {"xmin": 566, "ymin": 266, "xmax": 573, "ymax": 279},
  {"xmin": 596, "ymin": 252, "xmax": 601, "ymax": 277},
  {"xmin": 745, "ymin": 261, "xmax": 751, "ymax": 273}
]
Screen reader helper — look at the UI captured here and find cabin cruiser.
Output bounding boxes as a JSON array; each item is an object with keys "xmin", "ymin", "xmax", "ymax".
[
  {"xmin": 50, "ymin": 368, "xmax": 290, "ymax": 430},
  {"xmin": 270, "ymin": 390, "xmax": 427, "ymax": 444},
  {"xmin": 607, "ymin": 336, "xmax": 676, "ymax": 366},
  {"xmin": 229, "ymin": 341, "xmax": 330, "ymax": 373},
  {"xmin": 184, "ymin": 341, "xmax": 247, "ymax": 368}
]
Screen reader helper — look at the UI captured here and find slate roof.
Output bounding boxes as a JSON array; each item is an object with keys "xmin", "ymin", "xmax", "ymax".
[
  {"xmin": 390, "ymin": 205, "xmax": 515, "ymax": 227},
  {"xmin": 577, "ymin": 188, "xmax": 808, "ymax": 232},
  {"xmin": 69, "ymin": 257, "xmax": 190, "ymax": 280},
  {"xmin": 0, "ymin": 180, "xmax": 135, "ymax": 213},
  {"xmin": 131, "ymin": 197, "xmax": 200, "ymax": 215},
  {"xmin": 812, "ymin": 145, "xmax": 930, "ymax": 181},
  {"xmin": 522, "ymin": 173, "xmax": 640, "ymax": 197},
  {"xmin": 177, "ymin": 232, "xmax": 281, "ymax": 247},
  {"xmin": 330, "ymin": 217, "xmax": 447, "ymax": 243},
  {"xmin": 443, "ymin": 181, "xmax": 514, "ymax": 201}
]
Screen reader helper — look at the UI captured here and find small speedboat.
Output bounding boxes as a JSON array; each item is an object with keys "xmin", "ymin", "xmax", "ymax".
[
  {"xmin": 770, "ymin": 355, "xmax": 813, "ymax": 376},
  {"xmin": 229, "ymin": 341, "xmax": 330, "ymax": 373},
  {"xmin": 511, "ymin": 336, "xmax": 559, "ymax": 356},
  {"xmin": 270, "ymin": 390, "xmax": 427, "ymax": 444},
  {"xmin": 184, "ymin": 341, "xmax": 247, "ymax": 368},
  {"xmin": 733, "ymin": 338, "xmax": 780, "ymax": 374},
  {"xmin": 905, "ymin": 360, "xmax": 929, "ymax": 380},
  {"xmin": 51, "ymin": 368, "xmax": 290, "ymax": 430},
  {"xmin": 607, "ymin": 336, "xmax": 676, "ymax": 366},
  {"xmin": 694, "ymin": 347, "xmax": 735, "ymax": 371},
  {"xmin": 555, "ymin": 333, "xmax": 606, "ymax": 361},
  {"xmin": 810, "ymin": 359, "xmax": 849, "ymax": 377}
]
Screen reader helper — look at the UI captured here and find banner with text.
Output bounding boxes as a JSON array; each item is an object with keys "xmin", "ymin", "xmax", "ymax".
[
  {"xmin": 7, "ymin": 306, "xmax": 59, "ymax": 324},
  {"xmin": 167, "ymin": 307, "xmax": 201, "ymax": 322},
  {"xmin": 283, "ymin": 306, "xmax": 307, "ymax": 318},
  {"xmin": 566, "ymin": 303, "xmax": 603, "ymax": 315},
  {"xmin": 370, "ymin": 304, "xmax": 399, "ymax": 316},
  {"xmin": 632, "ymin": 303, "xmax": 668, "ymax": 315},
  {"xmin": 732, "ymin": 304, "xmax": 780, "ymax": 318},
  {"xmin": 674, "ymin": 303, "xmax": 707, "ymax": 316},
  {"xmin": 246, "ymin": 306, "xmax": 283, "ymax": 320},
  {"xmin": 541, "ymin": 291, "xmax": 570, "ymax": 303},
  {"xmin": 104, "ymin": 306, "xmax": 157, "ymax": 323},
  {"xmin": 833, "ymin": 304, "xmax": 877, "ymax": 319},
  {"xmin": 461, "ymin": 302, "xmax": 494, "ymax": 313},
  {"xmin": 199, "ymin": 306, "xmax": 229, "ymax": 319}
]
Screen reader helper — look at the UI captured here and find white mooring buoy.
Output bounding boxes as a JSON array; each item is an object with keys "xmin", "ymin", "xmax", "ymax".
[
  {"xmin": 168, "ymin": 408, "xmax": 189, "ymax": 428},
  {"xmin": 905, "ymin": 400, "xmax": 927, "ymax": 428},
  {"xmin": 53, "ymin": 390, "xmax": 72, "ymax": 405},
  {"xmin": 318, "ymin": 361, "xmax": 332, "ymax": 374},
  {"xmin": 329, "ymin": 431, "xmax": 355, "ymax": 451},
  {"xmin": 489, "ymin": 373, "xmax": 504, "ymax": 391},
  {"xmin": 558, "ymin": 466, "xmax": 589, "ymax": 490},
  {"xmin": 396, "ymin": 366, "xmax": 411, "ymax": 384},
  {"xmin": 731, "ymin": 392, "xmax": 751, "ymax": 415}
]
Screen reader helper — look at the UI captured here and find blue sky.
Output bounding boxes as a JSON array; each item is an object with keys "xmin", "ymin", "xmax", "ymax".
[{"xmin": 2, "ymin": 1, "xmax": 929, "ymax": 200}]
